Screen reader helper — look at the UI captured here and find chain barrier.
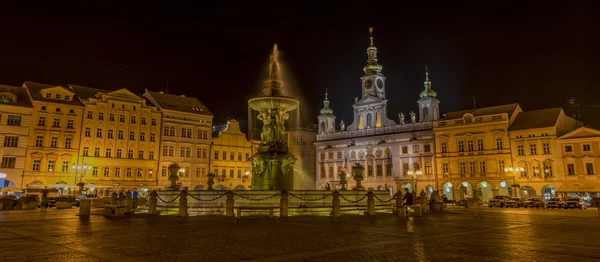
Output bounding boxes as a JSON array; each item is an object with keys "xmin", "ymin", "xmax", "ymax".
[
  {"xmin": 155, "ymin": 193, "xmax": 181, "ymax": 204},
  {"xmin": 288, "ymin": 192, "xmax": 332, "ymax": 201},
  {"xmin": 188, "ymin": 192, "xmax": 228, "ymax": 202},
  {"xmin": 373, "ymin": 194, "xmax": 396, "ymax": 203},
  {"xmin": 338, "ymin": 193, "xmax": 368, "ymax": 204},
  {"xmin": 233, "ymin": 192, "xmax": 280, "ymax": 201}
]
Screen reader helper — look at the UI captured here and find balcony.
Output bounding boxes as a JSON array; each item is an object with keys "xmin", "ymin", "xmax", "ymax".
[{"xmin": 316, "ymin": 121, "xmax": 433, "ymax": 141}]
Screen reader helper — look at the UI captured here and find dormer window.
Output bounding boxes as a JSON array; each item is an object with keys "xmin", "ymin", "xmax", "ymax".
[
  {"xmin": 0, "ymin": 93, "xmax": 16, "ymax": 103},
  {"xmin": 65, "ymin": 95, "xmax": 70, "ymax": 101},
  {"xmin": 55, "ymin": 108, "xmax": 61, "ymax": 113},
  {"xmin": 41, "ymin": 106, "xmax": 47, "ymax": 111},
  {"xmin": 55, "ymin": 94, "xmax": 61, "ymax": 100},
  {"xmin": 46, "ymin": 93, "xmax": 51, "ymax": 98}
]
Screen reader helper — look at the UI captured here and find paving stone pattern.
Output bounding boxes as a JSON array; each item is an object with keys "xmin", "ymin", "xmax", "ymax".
[{"xmin": 0, "ymin": 207, "xmax": 599, "ymax": 261}]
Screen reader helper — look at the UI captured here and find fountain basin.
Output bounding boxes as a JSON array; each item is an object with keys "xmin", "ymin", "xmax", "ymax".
[{"xmin": 248, "ymin": 95, "xmax": 299, "ymax": 112}]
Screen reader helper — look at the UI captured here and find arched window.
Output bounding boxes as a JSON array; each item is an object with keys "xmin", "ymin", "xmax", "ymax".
[
  {"xmin": 458, "ymin": 141, "xmax": 465, "ymax": 152},
  {"xmin": 422, "ymin": 107, "xmax": 429, "ymax": 121},
  {"xmin": 366, "ymin": 113, "xmax": 373, "ymax": 128},
  {"xmin": 375, "ymin": 112, "xmax": 382, "ymax": 127},
  {"xmin": 320, "ymin": 121, "xmax": 326, "ymax": 134},
  {"xmin": 358, "ymin": 114, "xmax": 364, "ymax": 130}
]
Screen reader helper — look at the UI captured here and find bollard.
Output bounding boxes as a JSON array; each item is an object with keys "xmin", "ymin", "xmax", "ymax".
[
  {"xmin": 178, "ymin": 190, "xmax": 188, "ymax": 217},
  {"xmin": 79, "ymin": 199, "xmax": 92, "ymax": 217},
  {"xmin": 395, "ymin": 192, "xmax": 405, "ymax": 217},
  {"xmin": 225, "ymin": 191, "xmax": 234, "ymax": 217},
  {"xmin": 367, "ymin": 190, "xmax": 375, "ymax": 216},
  {"xmin": 111, "ymin": 191, "xmax": 118, "ymax": 205},
  {"xmin": 332, "ymin": 190, "xmax": 340, "ymax": 218},
  {"xmin": 280, "ymin": 189, "xmax": 289, "ymax": 218},
  {"xmin": 420, "ymin": 196, "xmax": 428, "ymax": 212},
  {"xmin": 148, "ymin": 190, "xmax": 158, "ymax": 215}
]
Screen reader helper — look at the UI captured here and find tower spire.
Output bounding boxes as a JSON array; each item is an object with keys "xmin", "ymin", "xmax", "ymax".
[
  {"xmin": 420, "ymin": 66, "xmax": 437, "ymax": 98},
  {"xmin": 320, "ymin": 88, "xmax": 333, "ymax": 115},
  {"xmin": 363, "ymin": 27, "xmax": 383, "ymax": 75}
]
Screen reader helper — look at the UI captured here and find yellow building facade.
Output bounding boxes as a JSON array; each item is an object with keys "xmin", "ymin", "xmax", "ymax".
[
  {"xmin": 434, "ymin": 104, "xmax": 522, "ymax": 202},
  {"xmin": 70, "ymin": 85, "xmax": 162, "ymax": 190},
  {"xmin": 22, "ymin": 82, "xmax": 85, "ymax": 189},
  {"xmin": 0, "ymin": 85, "xmax": 33, "ymax": 190},
  {"xmin": 555, "ymin": 126, "xmax": 600, "ymax": 193},
  {"xmin": 143, "ymin": 91, "xmax": 212, "ymax": 190},
  {"xmin": 210, "ymin": 120, "xmax": 252, "ymax": 190}
]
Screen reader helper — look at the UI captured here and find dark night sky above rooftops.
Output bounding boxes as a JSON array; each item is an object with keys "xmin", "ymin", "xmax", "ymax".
[{"xmin": 1, "ymin": 2, "xmax": 599, "ymax": 129}]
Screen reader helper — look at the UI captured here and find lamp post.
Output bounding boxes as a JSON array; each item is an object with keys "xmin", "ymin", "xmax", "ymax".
[
  {"xmin": 72, "ymin": 164, "xmax": 89, "ymax": 196},
  {"xmin": 242, "ymin": 171, "xmax": 250, "ymax": 183},
  {"xmin": 504, "ymin": 166, "xmax": 523, "ymax": 197},
  {"xmin": 407, "ymin": 169, "xmax": 423, "ymax": 194}
]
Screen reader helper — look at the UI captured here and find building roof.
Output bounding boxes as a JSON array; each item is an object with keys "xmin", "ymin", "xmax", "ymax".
[
  {"xmin": 22, "ymin": 81, "xmax": 84, "ymax": 106},
  {"xmin": 0, "ymin": 84, "xmax": 33, "ymax": 108},
  {"xmin": 144, "ymin": 91, "xmax": 212, "ymax": 116},
  {"xmin": 68, "ymin": 84, "xmax": 107, "ymax": 100},
  {"xmin": 443, "ymin": 103, "xmax": 520, "ymax": 120},
  {"xmin": 508, "ymin": 108, "xmax": 563, "ymax": 131}
]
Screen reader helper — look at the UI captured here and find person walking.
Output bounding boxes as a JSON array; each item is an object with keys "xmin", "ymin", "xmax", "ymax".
[{"xmin": 40, "ymin": 186, "xmax": 49, "ymax": 211}]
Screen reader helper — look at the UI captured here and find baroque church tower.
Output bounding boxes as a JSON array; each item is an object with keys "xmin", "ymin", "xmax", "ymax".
[
  {"xmin": 347, "ymin": 27, "xmax": 395, "ymax": 131},
  {"xmin": 317, "ymin": 89, "xmax": 336, "ymax": 134},
  {"xmin": 417, "ymin": 67, "xmax": 440, "ymax": 122}
]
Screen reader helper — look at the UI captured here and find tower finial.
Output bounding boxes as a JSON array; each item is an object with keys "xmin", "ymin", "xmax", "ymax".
[
  {"xmin": 320, "ymin": 88, "xmax": 333, "ymax": 115},
  {"xmin": 425, "ymin": 66, "xmax": 429, "ymax": 81},
  {"xmin": 369, "ymin": 27, "xmax": 374, "ymax": 47},
  {"xmin": 420, "ymin": 66, "xmax": 437, "ymax": 98},
  {"xmin": 325, "ymin": 88, "xmax": 328, "ymax": 101}
]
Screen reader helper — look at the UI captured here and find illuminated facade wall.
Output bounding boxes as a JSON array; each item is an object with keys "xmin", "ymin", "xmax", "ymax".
[{"xmin": 210, "ymin": 120, "xmax": 252, "ymax": 190}]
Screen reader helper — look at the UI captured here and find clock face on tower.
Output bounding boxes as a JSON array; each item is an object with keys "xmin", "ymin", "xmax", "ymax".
[
  {"xmin": 377, "ymin": 79, "xmax": 383, "ymax": 89},
  {"xmin": 365, "ymin": 79, "xmax": 373, "ymax": 89}
]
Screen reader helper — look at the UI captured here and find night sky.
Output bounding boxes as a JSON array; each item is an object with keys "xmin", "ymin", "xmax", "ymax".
[{"xmin": 1, "ymin": 3, "xmax": 599, "ymax": 129}]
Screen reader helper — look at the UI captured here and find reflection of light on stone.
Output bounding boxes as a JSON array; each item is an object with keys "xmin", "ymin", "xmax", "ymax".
[
  {"xmin": 407, "ymin": 217, "xmax": 414, "ymax": 233},
  {"xmin": 462, "ymin": 182, "xmax": 469, "ymax": 187},
  {"xmin": 524, "ymin": 190, "xmax": 528, "ymax": 194},
  {"xmin": 447, "ymin": 183, "xmax": 452, "ymax": 188},
  {"xmin": 482, "ymin": 182, "xmax": 487, "ymax": 187},
  {"xmin": 0, "ymin": 173, "xmax": 6, "ymax": 179},
  {"xmin": 446, "ymin": 188, "xmax": 450, "ymax": 192},
  {"xmin": 500, "ymin": 181, "xmax": 507, "ymax": 187}
]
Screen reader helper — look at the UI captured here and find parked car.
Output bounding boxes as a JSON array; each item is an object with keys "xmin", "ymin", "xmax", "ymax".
[
  {"xmin": 564, "ymin": 198, "xmax": 587, "ymax": 209},
  {"xmin": 545, "ymin": 198, "xmax": 564, "ymax": 209},
  {"xmin": 505, "ymin": 197, "xmax": 525, "ymax": 208},
  {"xmin": 489, "ymin": 195, "xmax": 511, "ymax": 207},
  {"xmin": 524, "ymin": 197, "xmax": 544, "ymax": 208}
]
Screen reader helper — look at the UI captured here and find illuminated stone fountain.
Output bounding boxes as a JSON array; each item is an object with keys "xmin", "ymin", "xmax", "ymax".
[{"xmin": 248, "ymin": 44, "xmax": 298, "ymax": 190}]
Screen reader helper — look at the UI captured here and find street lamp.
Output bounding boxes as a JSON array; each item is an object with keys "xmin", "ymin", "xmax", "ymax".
[
  {"xmin": 179, "ymin": 168, "xmax": 185, "ymax": 176},
  {"xmin": 503, "ymin": 166, "xmax": 524, "ymax": 197},
  {"xmin": 407, "ymin": 169, "xmax": 423, "ymax": 193},
  {"xmin": 242, "ymin": 171, "xmax": 250, "ymax": 183},
  {"xmin": 72, "ymin": 164, "xmax": 89, "ymax": 196}
]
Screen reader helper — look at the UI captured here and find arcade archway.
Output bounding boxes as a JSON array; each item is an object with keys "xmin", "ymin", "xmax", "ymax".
[
  {"xmin": 520, "ymin": 186, "xmax": 537, "ymax": 198},
  {"xmin": 478, "ymin": 181, "xmax": 493, "ymax": 203},
  {"xmin": 442, "ymin": 182, "xmax": 453, "ymax": 201}
]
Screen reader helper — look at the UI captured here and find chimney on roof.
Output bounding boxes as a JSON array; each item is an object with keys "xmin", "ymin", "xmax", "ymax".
[
  {"xmin": 180, "ymin": 94, "xmax": 185, "ymax": 97},
  {"xmin": 159, "ymin": 91, "xmax": 164, "ymax": 94}
]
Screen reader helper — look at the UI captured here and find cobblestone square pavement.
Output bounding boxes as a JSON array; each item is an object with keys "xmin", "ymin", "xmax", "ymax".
[{"xmin": 0, "ymin": 207, "xmax": 599, "ymax": 261}]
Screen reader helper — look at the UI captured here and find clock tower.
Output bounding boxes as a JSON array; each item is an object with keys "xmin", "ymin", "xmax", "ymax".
[{"xmin": 361, "ymin": 27, "xmax": 386, "ymax": 99}]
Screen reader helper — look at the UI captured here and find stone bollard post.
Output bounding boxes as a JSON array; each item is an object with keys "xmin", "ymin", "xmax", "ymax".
[
  {"xmin": 332, "ymin": 190, "xmax": 341, "ymax": 218},
  {"xmin": 280, "ymin": 190, "xmax": 289, "ymax": 218},
  {"xmin": 367, "ymin": 190, "xmax": 375, "ymax": 216},
  {"xmin": 148, "ymin": 190, "xmax": 158, "ymax": 215},
  {"xmin": 420, "ymin": 196, "xmax": 428, "ymax": 212},
  {"xmin": 178, "ymin": 190, "xmax": 188, "ymax": 217},
  {"xmin": 111, "ymin": 191, "xmax": 118, "ymax": 205},
  {"xmin": 225, "ymin": 191, "xmax": 234, "ymax": 217},
  {"xmin": 395, "ymin": 192, "xmax": 405, "ymax": 217},
  {"xmin": 79, "ymin": 199, "xmax": 92, "ymax": 217},
  {"xmin": 125, "ymin": 195, "xmax": 133, "ymax": 214}
]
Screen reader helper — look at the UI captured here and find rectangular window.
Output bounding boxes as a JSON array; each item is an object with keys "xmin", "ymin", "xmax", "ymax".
[
  {"xmin": 49, "ymin": 136, "xmax": 57, "ymax": 148},
  {"xmin": 424, "ymin": 144, "xmax": 431, "ymax": 153},
  {"xmin": 127, "ymin": 150, "xmax": 134, "ymax": 159},
  {"xmin": 163, "ymin": 126, "xmax": 169, "ymax": 136},
  {"xmin": 92, "ymin": 167, "xmax": 98, "ymax": 176},
  {"xmin": 367, "ymin": 164, "xmax": 373, "ymax": 176},
  {"xmin": 583, "ymin": 144, "xmax": 591, "ymax": 152},
  {"xmin": 131, "ymin": 116, "xmax": 136, "ymax": 124},
  {"xmin": 223, "ymin": 152, "xmax": 227, "ymax": 160},
  {"xmin": 83, "ymin": 147, "xmax": 89, "ymax": 156},
  {"xmin": 115, "ymin": 167, "xmax": 121, "ymax": 177},
  {"xmin": 337, "ymin": 152, "xmax": 342, "ymax": 159},
  {"xmin": 62, "ymin": 161, "xmax": 69, "ymax": 172},
  {"xmin": 45, "ymin": 93, "xmax": 51, "ymax": 98},
  {"xmin": 246, "ymin": 153, "xmax": 250, "ymax": 161},
  {"xmin": 98, "ymin": 112, "xmax": 104, "ymax": 120},
  {"xmin": 137, "ymin": 168, "xmax": 142, "ymax": 178},
  {"xmin": 376, "ymin": 164, "xmax": 382, "ymax": 176},
  {"xmin": 214, "ymin": 151, "xmax": 219, "ymax": 160},
  {"xmin": 96, "ymin": 128, "xmax": 103, "ymax": 138},
  {"xmin": 230, "ymin": 152, "xmax": 234, "ymax": 160},
  {"xmin": 38, "ymin": 116, "xmax": 45, "ymax": 126},
  {"xmin": 459, "ymin": 162, "xmax": 466, "ymax": 174},
  {"xmin": 328, "ymin": 152, "xmax": 334, "ymax": 159},
  {"xmin": 32, "ymin": 159, "xmax": 41, "ymax": 171},
  {"xmin": 138, "ymin": 151, "xmax": 144, "ymax": 159},
  {"xmin": 565, "ymin": 145, "xmax": 573, "ymax": 153},
  {"xmin": 141, "ymin": 117, "xmax": 146, "ymax": 125},
  {"xmin": 87, "ymin": 111, "xmax": 93, "ymax": 119},
  {"xmin": 229, "ymin": 170, "xmax": 234, "ymax": 179},
  {"xmin": 469, "ymin": 161, "xmax": 476, "ymax": 173},
  {"xmin": 186, "ymin": 148, "xmax": 192, "ymax": 158},
  {"xmin": 161, "ymin": 166, "xmax": 167, "ymax": 177},
  {"xmin": 1, "ymin": 157, "xmax": 16, "ymax": 168},
  {"xmin": 532, "ymin": 166, "xmax": 540, "ymax": 177},
  {"xmin": 479, "ymin": 161, "xmax": 486, "ymax": 174},
  {"xmin": 168, "ymin": 146, "xmax": 174, "ymax": 156},
  {"xmin": 148, "ymin": 168, "xmax": 153, "ymax": 178},
  {"xmin": 402, "ymin": 146, "xmax": 408, "ymax": 154},
  {"xmin": 3, "ymin": 136, "xmax": 18, "ymax": 147},
  {"xmin": 181, "ymin": 128, "xmax": 187, "ymax": 137},
  {"xmin": 180, "ymin": 148, "xmax": 186, "ymax": 157},
  {"xmin": 152, "ymin": 118, "xmax": 157, "ymax": 126},
  {"xmin": 126, "ymin": 167, "xmax": 132, "ymax": 177},
  {"xmin": 530, "ymin": 144, "xmax": 537, "ymax": 155},
  {"xmin": 150, "ymin": 133, "xmax": 155, "ymax": 142},
  {"xmin": 498, "ymin": 160, "xmax": 505, "ymax": 172},
  {"xmin": 35, "ymin": 136, "xmax": 43, "ymax": 147},
  {"xmin": 85, "ymin": 127, "xmax": 91, "ymax": 137},
  {"xmin": 329, "ymin": 166, "xmax": 334, "ymax": 178},
  {"xmin": 425, "ymin": 160, "xmax": 432, "ymax": 174},
  {"xmin": 109, "ymin": 113, "xmax": 115, "ymax": 121},
  {"xmin": 140, "ymin": 132, "xmax": 145, "ymax": 141},
  {"xmin": 441, "ymin": 142, "xmax": 447, "ymax": 153},
  {"xmin": 65, "ymin": 137, "xmax": 72, "ymax": 149},
  {"xmin": 94, "ymin": 148, "xmax": 100, "ymax": 156},
  {"xmin": 467, "ymin": 140, "xmax": 474, "ymax": 151},
  {"xmin": 403, "ymin": 163, "xmax": 409, "ymax": 175},
  {"xmin": 320, "ymin": 165, "xmax": 326, "ymax": 178},
  {"xmin": 56, "ymin": 94, "xmax": 61, "ymax": 100},
  {"xmin": 412, "ymin": 145, "xmax": 419, "ymax": 153},
  {"xmin": 149, "ymin": 151, "xmax": 154, "ymax": 160},
  {"xmin": 237, "ymin": 170, "xmax": 242, "ymax": 178},
  {"xmin": 119, "ymin": 114, "xmax": 125, "ymax": 122},
  {"xmin": 458, "ymin": 141, "xmax": 464, "ymax": 152},
  {"xmin": 116, "ymin": 149, "xmax": 122, "ymax": 158},
  {"xmin": 104, "ymin": 167, "xmax": 110, "ymax": 177},
  {"xmin": 386, "ymin": 162, "xmax": 392, "ymax": 176},
  {"xmin": 517, "ymin": 145, "xmax": 524, "ymax": 156},
  {"xmin": 586, "ymin": 163, "xmax": 594, "ymax": 175},
  {"xmin": 129, "ymin": 131, "xmax": 135, "ymax": 140},
  {"xmin": 163, "ymin": 146, "xmax": 168, "ymax": 156},
  {"xmin": 7, "ymin": 116, "xmax": 21, "ymax": 126},
  {"xmin": 118, "ymin": 130, "xmax": 124, "ymax": 139},
  {"xmin": 106, "ymin": 148, "xmax": 112, "ymax": 157},
  {"xmin": 477, "ymin": 139, "xmax": 484, "ymax": 151},
  {"xmin": 442, "ymin": 162, "xmax": 449, "ymax": 174},
  {"xmin": 544, "ymin": 164, "xmax": 553, "ymax": 177},
  {"xmin": 67, "ymin": 119, "xmax": 74, "ymax": 128},
  {"xmin": 496, "ymin": 137, "xmax": 503, "ymax": 150},
  {"xmin": 53, "ymin": 118, "xmax": 60, "ymax": 127},
  {"xmin": 543, "ymin": 142, "xmax": 550, "ymax": 154},
  {"xmin": 238, "ymin": 153, "xmax": 242, "ymax": 161},
  {"xmin": 108, "ymin": 129, "xmax": 113, "ymax": 139}
]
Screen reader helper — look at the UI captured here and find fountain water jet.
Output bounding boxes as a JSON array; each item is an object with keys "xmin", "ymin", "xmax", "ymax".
[{"xmin": 248, "ymin": 44, "xmax": 299, "ymax": 190}]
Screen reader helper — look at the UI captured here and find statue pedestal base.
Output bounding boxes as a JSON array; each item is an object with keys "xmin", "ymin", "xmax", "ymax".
[{"xmin": 251, "ymin": 143, "xmax": 296, "ymax": 190}]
